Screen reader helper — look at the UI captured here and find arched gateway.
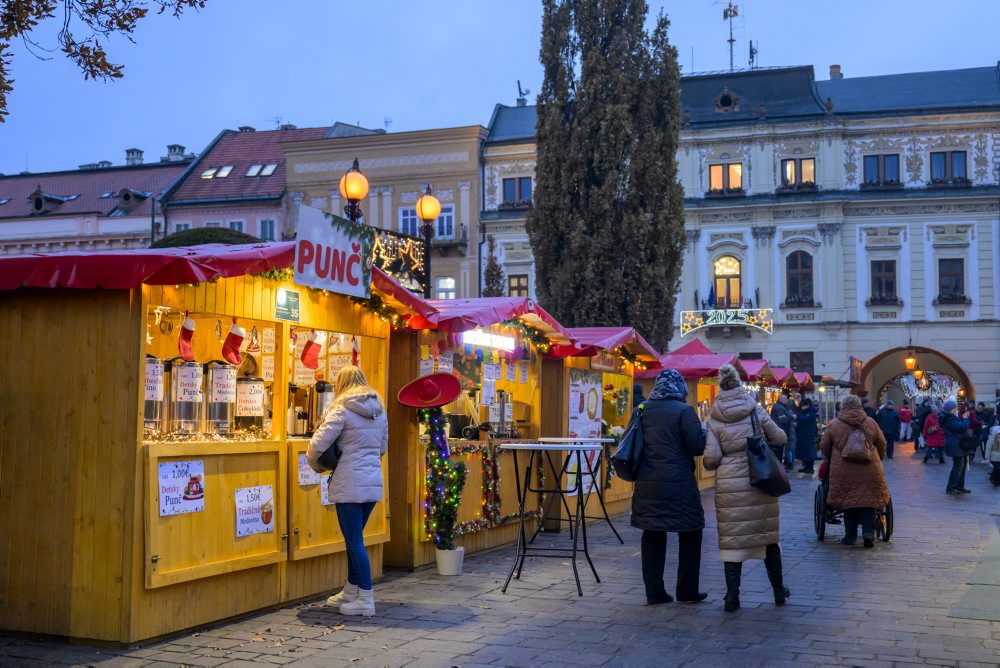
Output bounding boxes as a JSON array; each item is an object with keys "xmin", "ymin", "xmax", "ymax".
[{"xmin": 859, "ymin": 346, "xmax": 975, "ymax": 403}]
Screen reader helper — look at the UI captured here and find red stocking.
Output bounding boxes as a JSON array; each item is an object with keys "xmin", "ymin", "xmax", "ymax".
[
  {"xmin": 178, "ymin": 313, "xmax": 196, "ymax": 362},
  {"xmin": 221, "ymin": 319, "xmax": 245, "ymax": 366}
]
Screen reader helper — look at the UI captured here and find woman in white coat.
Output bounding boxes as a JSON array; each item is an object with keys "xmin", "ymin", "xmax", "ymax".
[{"xmin": 307, "ymin": 365, "xmax": 388, "ymax": 617}]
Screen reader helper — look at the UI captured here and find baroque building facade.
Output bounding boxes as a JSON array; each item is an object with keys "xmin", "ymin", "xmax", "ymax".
[{"xmin": 483, "ymin": 63, "xmax": 1000, "ymax": 399}]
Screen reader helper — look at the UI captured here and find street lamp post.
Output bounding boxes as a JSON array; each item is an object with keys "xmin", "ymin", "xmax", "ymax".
[
  {"xmin": 415, "ymin": 185, "xmax": 441, "ymax": 299},
  {"xmin": 339, "ymin": 158, "xmax": 369, "ymax": 223}
]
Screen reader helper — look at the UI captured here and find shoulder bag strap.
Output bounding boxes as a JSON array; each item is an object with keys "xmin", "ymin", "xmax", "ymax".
[{"xmin": 749, "ymin": 406, "xmax": 761, "ymax": 437}]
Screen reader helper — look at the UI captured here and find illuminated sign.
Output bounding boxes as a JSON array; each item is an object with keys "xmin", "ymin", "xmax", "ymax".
[
  {"xmin": 679, "ymin": 308, "xmax": 774, "ymax": 337},
  {"xmin": 372, "ymin": 230, "xmax": 427, "ymax": 295},
  {"xmin": 462, "ymin": 329, "xmax": 516, "ymax": 351}
]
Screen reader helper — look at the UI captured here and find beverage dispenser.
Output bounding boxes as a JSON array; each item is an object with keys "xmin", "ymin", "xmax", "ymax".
[
  {"xmin": 144, "ymin": 356, "xmax": 165, "ymax": 433},
  {"xmin": 236, "ymin": 376, "xmax": 266, "ymax": 431},
  {"xmin": 205, "ymin": 361, "xmax": 237, "ymax": 435},
  {"xmin": 169, "ymin": 359, "xmax": 204, "ymax": 434},
  {"xmin": 310, "ymin": 380, "xmax": 334, "ymax": 432}
]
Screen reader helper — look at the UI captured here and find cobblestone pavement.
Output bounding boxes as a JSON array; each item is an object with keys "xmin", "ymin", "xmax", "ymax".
[{"xmin": 4, "ymin": 447, "xmax": 1000, "ymax": 667}]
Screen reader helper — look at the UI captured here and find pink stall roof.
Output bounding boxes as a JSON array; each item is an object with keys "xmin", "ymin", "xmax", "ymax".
[
  {"xmin": 637, "ymin": 352, "xmax": 738, "ymax": 380},
  {"xmin": 549, "ymin": 326, "xmax": 660, "ymax": 362},
  {"xmin": 670, "ymin": 339, "xmax": 714, "ymax": 355},
  {"xmin": 737, "ymin": 359, "xmax": 777, "ymax": 383},
  {"xmin": 0, "ymin": 242, "xmax": 438, "ymax": 320},
  {"xmin": 406, "ymin": 297, "xmax": 574, "ymax": 343},
  {"xmin": 769, "ymin": 367, "xmax": 800, "ymax": 389},
  {"xmin": 794, "ymin": 371, "xmax": 815, "ymax": 392}
]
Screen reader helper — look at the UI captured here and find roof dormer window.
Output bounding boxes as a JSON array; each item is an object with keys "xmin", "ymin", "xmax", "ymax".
[
  {"xmin": 714, "ymin": 87, "xmax": 740, "ymax": 113},
  {"xmin": 246, "ymin": 164, "xmax": 263, "ymax": 177},
  {"xmin": 259, "ymin": 163, "xmax": 278, "ymax": 176},
  {"xmin": 215, "ymin": 165, "xmax": 233, "ymax": 178},
  {"xmin": 28, "ymin": 186, "xmax": 76, "ymax": 214},
  {"xmin": 0, "ymin": 199, "xmax": 9, "ymax": 205},
  {"xmin": 201, "ymin": 168, "xmax": 217, "ymax": 179}
]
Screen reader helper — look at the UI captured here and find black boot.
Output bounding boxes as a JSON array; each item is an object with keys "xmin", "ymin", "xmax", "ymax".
[
  {"xmin": 764, "ymin": 544, "xmax": 790, "ymax": 605},
  {"xmin": 723, "ymin": 562, "xmax": 741, "ymax": 612}
]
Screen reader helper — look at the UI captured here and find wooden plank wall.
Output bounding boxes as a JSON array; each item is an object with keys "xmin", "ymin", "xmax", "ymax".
[{"xmin": 0, "ymin": 288, "xmax": 142, "ymax": 642}]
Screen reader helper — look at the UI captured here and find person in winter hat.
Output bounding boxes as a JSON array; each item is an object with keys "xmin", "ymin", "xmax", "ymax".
[
  {"xmin": 875, "ymin": 400, "xmax": 901, "ymax": 460},
  {"xmin": 921, "ymin": 406, "xmax": 946, "ymax": 464},
  {"xmin": 633, "ymin": 383, "xmax": 646, "ymax": 407},
  {"xmin": 819, "ymin": 395, "xmax": 889, "ymax": 548},
  {"xmin": 898, "ymin": 400, "xmax": 912, "ymax": 444},
  {"xmin": 703, "ymin": 365, "xmax": 790, "ymax": 612},
  {"xmin": 631, "ymin": 368, "xmax": 708, "ymax": 605},
  {"xmin": 940, "ymin": 400, "xmax": 971, "ymax": 495},
  {"xmin": 307, "ymin": 365, "xmax": 389, "ymax": 616},
  {"xmin": 769, "ymin": 395, "xmax": 795, "ymax": 471},
  {"xmin": 795, "ymin": 398, "xmax": 819, "ymax": 475}
]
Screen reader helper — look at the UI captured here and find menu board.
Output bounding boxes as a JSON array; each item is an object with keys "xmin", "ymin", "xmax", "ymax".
[
  {"xmin": 518, "ymin": 361, "xmax": 529, "ymax": 384},
  {"xmin": 235, "ymin": 485, "xmax": 275, "ymax": 537},
  {"xmin": 262, "ymin": 355, "xmax": 275, "ymax": 382},
  {"xmin": 328, "ymin": 353, "xmax": 351, "ymax": 378},
  {"xmin": 158, "ymin": 460, "xmax": 205, "ymax": 516},
  {"xmin": 297, "ymin": 453, "xmax": 321, "ymax": 486},
  {"xmin": 438, "ymin": 352, "xmax": 453, "ymax": 374},
  {"xmin": 568, "ymin": 369, "xmax": 602, "ymax": 438},
  {"xmin": 262, "ymin": 327, "xmax": 276, "ymax": 354}
]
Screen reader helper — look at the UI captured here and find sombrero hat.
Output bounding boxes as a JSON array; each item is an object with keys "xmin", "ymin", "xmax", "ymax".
[{"xmin": 397, "ymin": 373, "xmax": 462, "ymax": 408}]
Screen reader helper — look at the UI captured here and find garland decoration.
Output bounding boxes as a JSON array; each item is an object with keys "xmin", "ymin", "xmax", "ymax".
[
  {"xmin": 501, "ymin": 318, "xmax": 552, "ymax": 353},
  {"xmin": 350, "ymin": 294, "xmax": 410, "ymax": 329},
  {"xmin": 254, "ymin": 267, "xmax": 293, "ymax": 282},
  {"xmin": 421, "ymin": 407, "xmax": 467, "ymax": 550},
  {"xmin": 615, "ymin": 346, "xmax": 647, "ymax": 371}
]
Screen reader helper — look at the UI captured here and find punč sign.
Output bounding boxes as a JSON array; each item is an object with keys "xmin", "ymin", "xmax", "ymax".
[{"xmin": 294, "ymin": 204, "xmax": 375, "ymax": 299}]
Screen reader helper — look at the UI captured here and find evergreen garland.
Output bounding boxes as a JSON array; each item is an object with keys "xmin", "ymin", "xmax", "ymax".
[
  {"xmin": 529, "ymin": 0, "xmax": 685, "ymax": 350},
  {"xmin": 420, "ymin": 407, "xmax": 468, "ymax": 550}
]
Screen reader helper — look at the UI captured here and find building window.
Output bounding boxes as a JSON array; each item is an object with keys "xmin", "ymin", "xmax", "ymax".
[
  {"xmin": 780, "ymin": 158, "xmax": 815, "ymax": 186},
  {"xmin": 862, "ymin": 154, "xmax": 900, "ymax": 185},
  {"xmin": 259, "ymin": 163, "xmax": 278, "ymax": 177},
  {"xmin": 712, "ymin": 255, "xmax": 742, "ymax": 308},
  {"xmin": 399, "ymin": 208, "xmax": 419, "ymax": 237},
  {"xmin": 789, "ymin": 351, "xmax": 815, "ymax": 377},
  {"xmin": 174, "ymin": 222, "xmax": 191, "ymax": 233},
  {"xmin": 215, "ymin": 165, "xmax": 233, "ymax": 178},
  {"xmin": 870, "ymin": 260, "xmax": 897, "ymax": 304},
  {"xmin": 738, "ymin": 352, "xmax": 763, "ymax": 360},
  {"xmin": 205, "ymin": 221, "xmax": 221, "ymax": 228},
  {"xmin": 501, "ymin": 177, "xmax": 532, "ymax": 206},
  {"xmin": 434, "ymin": 277, "xmax": 456, "ymax": 300},
  {"xmin": 784, "ymin": 251, "xmax": 813, "ymax": 306},
  {"xmin": 508, "ymin": 274, "xmax": 529, "ymax": 297},
  {"xmin": 708, "ymin": 162, "xmax": 743, "ymax": 192},
  {"xmin": 259, "ymin": 220, "xmax": 275, "ymax": 241},
  {"xmin": 228, "ymin": 220, "xmax": 244, "ymax": 232},
  {"xmin": 930, "ymin": 151, "xmax": 967, "ymax": 183},
  {"xmin": 436, "ymin": 205, "xmax": 455, "ymax": 238},
  {"xmin": 937, "ymin": 258, "xmax": 966, "ymax": 302},
  {"xmin": 246, "ymin": 164, "xmax": 263, "ymax": 177}
]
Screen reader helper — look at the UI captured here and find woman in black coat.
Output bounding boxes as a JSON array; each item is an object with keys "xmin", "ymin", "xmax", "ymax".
[{"xmin": 631, "ymin": 368, "xmax": 707, "ymax": 604}]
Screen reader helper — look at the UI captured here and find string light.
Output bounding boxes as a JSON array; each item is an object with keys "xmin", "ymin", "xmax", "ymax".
[
  {"xmin": 422, "ymin": 406, "xmax": 468, "ymax": 548},
  {"xmin": 350, "ymin": 294, "xmax": 410, "ymax": 329},
  {"xmin": 501, "ymin": 318, "xmax": 553, "ymax": 354}
]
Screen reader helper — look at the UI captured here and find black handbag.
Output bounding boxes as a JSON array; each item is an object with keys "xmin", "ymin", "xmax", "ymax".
[
  {"xmin": 959, "ymin": 431, "xmax": 980, "ymax": 455},
  {"xmin": 746, "ymin": 410, "xmax": 791, "ymax": 497},
  {"xmin": 611, "ymin": 404, "xmax": 645, "ymax": 482},
  {"xmin": 317, "ymin": 440, "xmax": 342, "ymax": 473}
]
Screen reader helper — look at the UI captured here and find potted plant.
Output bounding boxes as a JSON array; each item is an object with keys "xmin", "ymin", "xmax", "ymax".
[{"xmin": 429, "ymin": 454, "xmax": 468, "ymax": 575}]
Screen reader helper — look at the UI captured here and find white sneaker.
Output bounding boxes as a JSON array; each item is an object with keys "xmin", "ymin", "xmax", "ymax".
[
  {"xmin": 339, "ymin": 587, "xmax": 375, "ymax": 617},
  {"xmin": 326, "ymin": 583, "xmax": 358, "ymax": 606}
]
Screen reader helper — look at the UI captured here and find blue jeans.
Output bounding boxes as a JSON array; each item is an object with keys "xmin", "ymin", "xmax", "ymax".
[{"xmin": 336, "ymin": 502, "xmax": 376, "ymax": 590}]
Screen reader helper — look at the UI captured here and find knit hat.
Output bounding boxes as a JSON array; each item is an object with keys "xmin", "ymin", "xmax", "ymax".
[
  {"xmin": 842, "ymin": 395, "xmax": 863, "ymax": 411},
  {"xmin": 943, "ymin": 400, "xmax": 957, "ymax": 412},
  {"xmin": 718, "ymin": 364, "xmax": 741, "ymax": 391}
]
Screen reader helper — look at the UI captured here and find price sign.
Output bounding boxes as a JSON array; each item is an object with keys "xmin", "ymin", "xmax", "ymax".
[
  {"xmin": 145, "ymin": 358, "xmax": 164, "ymax": 401},
  {"xmin": 176, "ymin": 365, "xmax": 203, "ymax": 402},
  {"xmin": 236, "ymin": 380, "xmax": 265, "ymax": 416},
  {"xmin": 210, "ymin": 366, "xmax": 237, "ymax": 403}
]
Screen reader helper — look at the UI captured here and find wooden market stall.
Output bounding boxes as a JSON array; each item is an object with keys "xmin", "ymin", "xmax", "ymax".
[
  {"xmin": 0, "ymin": 243, "xmax": 425, "ymax": 643},
  {"xmin": 549, "ymin": 327, "xmax": 660, "ymax": 520},
  {"xmin": 383, "ymin": 297, "xmax": 578, "ymax": 570},
  {"xmin": 738, "ymin": 359, "xmax": 781, "ymax": 410}
]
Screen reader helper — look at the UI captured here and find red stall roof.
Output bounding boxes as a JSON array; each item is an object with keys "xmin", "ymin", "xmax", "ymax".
[
  {"xmin": 794, "ymin": 371, "xmax": 815, "ymax": 391},
  {"xmin": 769, "ymin": 367, "xmax": 800, "ymax": 389},
  {"xmin": 638, "ymin": 352, "xmax": 738, "ymax": 380},
  {"xmin": 407, "ymin": 297, "xmax": 574, "ymax": 344},
  {"xmin": 738, "ymin": 359, "xmax": 777, "ymax": 383},
  {"xmin": 671, "ymin": 339, "xmax": 714, "ymax": 355},
  {"xmin": 549, "ymin": 326, "xmax": 660, "ymax": 362}
]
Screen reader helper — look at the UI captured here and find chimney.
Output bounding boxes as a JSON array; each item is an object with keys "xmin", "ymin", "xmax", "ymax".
[
  {"xmin": 238, "ymin": 126, "xmax": 256, "ymax": 133},
  {"xmin": 829, "ymin": 64, "xmax": 843, "ymax": 80},
  {"xmin": 167, "ymin": 144, "xmax": 185, "ymax": 161},
  {"xmin": 278, "ymin": 123, "xmax": 297, "ymax": 130},
  {"xmin": 515, "ymin": 96, "xmax": 527, "ymax": 107},
  {"xmin": 97, "ymin": 160, "xmax": 112, "ymax": 169},
  {"xmin": 125, "ymin": 148, "xmax": 144, "ymax": 165}
]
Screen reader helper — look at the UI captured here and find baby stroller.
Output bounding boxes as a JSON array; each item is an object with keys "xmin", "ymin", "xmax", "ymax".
[{"xmin": 813, "ymin": 458, "xmax": 893, "ymax": 542}]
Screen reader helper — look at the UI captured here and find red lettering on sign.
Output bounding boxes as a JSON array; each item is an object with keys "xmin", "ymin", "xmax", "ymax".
[
  {"xmin": 297, "ymin": 240, "xmax": 315, "ymax": 274},
  {"xmin": 346, "ymin": 251, "xmax": 360, "ymax": 286},
  {"xmin": 330, "ymin": 249, "xmax": 347, "ymax": 283},
  {"xmin": 315, "ymin": 244, "xmax": 331, "ymax": 279}
]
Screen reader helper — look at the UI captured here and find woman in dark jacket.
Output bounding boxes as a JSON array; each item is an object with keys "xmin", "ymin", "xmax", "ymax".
[
  {"xmin": 941, "ymin": 400, "xmax": 971, "ymax": 494},
  {"xmin": 631, "ymin": 368, "xmax": 707, "ymax": 605},
  {"xmin": 795, "ymin": 398, "xmax": 819, "ymax": 474}
]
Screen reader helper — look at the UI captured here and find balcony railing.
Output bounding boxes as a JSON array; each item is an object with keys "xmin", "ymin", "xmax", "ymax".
[
  {"xmin": 927, "ymin": 177, "xmax": 972, "ymax": 189},
  {"xmin": 705, "ymin": 187, "xmax": 746, "ymax": 199},
  {"xmin": 932, "ymin": 293, "xmax": 971, "ymax": 305},
  {"xmin": 860, "ymin": 180, "xmax": 904, "ymax": 191},
  {"xmin": 782, "ymin": 295, "xmax": 818, "ymax": 308},
  {"xmin": 775, "ymin": 181, "xmax": 818, "ymax": 194},
  {"xmin": 866, "ymin": 295, "xmax": 903, "ymax": 307},
  {"xmin": 498, "ymin": 199, "xmax": 533, "ymax": 211},
  {"xmin": 431, "ymin": 224, "xmax": 469, "ymax": 254}
]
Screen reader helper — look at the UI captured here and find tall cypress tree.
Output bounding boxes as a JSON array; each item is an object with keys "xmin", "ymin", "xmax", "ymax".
[
  {"xmin": 482, "ymin": 236, "xmax": 506, "ymax": 297},
  {"xmin": 528, "ymin": 0, "xmax": 684, "ymax": 350}
]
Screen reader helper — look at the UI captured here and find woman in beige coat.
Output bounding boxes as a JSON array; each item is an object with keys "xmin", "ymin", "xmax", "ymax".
[{"xmin": 704, "ymin": 365, "xmax": 791, "ymax": 612}]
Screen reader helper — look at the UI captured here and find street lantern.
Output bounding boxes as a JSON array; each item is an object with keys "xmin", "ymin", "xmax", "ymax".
[
  {"xmin": 415, "ymin": 185, "xmax": 440, "ymax": 299},
  {"xmin": 913, "ymin": 368, "xmax": 924, "ymax": 380},
  {"xmin": 339, "ymin": 158, "xmax": 369, "ymax": 222},
  {"xmin": 903, "ymin": 350, "xmax": 917, "ymax": 371}
]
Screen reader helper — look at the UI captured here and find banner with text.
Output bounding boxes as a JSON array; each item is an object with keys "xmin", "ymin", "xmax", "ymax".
[{"xmin": 294, "ymin": 204, "xmax": 375, "ymax": 298}]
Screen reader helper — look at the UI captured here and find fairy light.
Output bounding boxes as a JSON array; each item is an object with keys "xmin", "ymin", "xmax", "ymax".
[{"xmin": 421, "ymin": 406, "xmax": 468, "ymax": 548}]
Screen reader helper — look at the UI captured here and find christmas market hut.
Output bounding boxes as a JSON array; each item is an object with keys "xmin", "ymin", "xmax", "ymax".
[
  {"xmin": 737, "ymin": 358, "xmax": 782, "ymax": 409},
  {"xmin": 383, "ymin": 297, "xmax": 577, "ymax": 571},
  {"xmin": 0, "ymin": 242, "xmax": 423, "ymax": 643}
]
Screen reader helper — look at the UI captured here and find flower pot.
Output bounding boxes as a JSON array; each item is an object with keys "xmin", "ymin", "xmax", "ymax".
[{"xmin": 435, "ymin": 547, "xmax": 464, "ymax": 576}]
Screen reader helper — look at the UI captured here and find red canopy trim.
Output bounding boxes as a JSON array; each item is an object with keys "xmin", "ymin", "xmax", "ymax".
[
  {"xmin": 407, "ymin": 297, "xmax": 574, "ymax": 344},
  {"xmin": 670, "ymin": 339, "xmax": 713, "ymax": 355},
  {"xmin": 549, "ymin": 326, "xmax": 660, "ymax": 362},
  {"xmin": 737, "ymin": 359, "xmax": 777, "ymax": 383},
  {"xmin": 637, "ymin": 352, "xmax": 738, "ymax": 380},
  {"xmin": 794, "ymin": 371, "xmax": 815, "ymax": 392},
  {"xmin": 769, "ymin": 367, "xmax": 800, "ymax": 389}
]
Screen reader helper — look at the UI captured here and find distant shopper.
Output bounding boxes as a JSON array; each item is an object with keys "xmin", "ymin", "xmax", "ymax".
[
  {"xmin": 307, "ymin": 365, "xmax": 389, "ymax": 617},
  {"xmin": 898, "ymin": 401, "xmax": 912, "ymax": 443},
  {"xmin": 921, "ymin": 409, "xmax": 946, "ymax": 463},
  {"xmin": 941, "ymin": 400, "xmax": 971, "ymax": 495},
  {"xmin": 703, "ymin": 365, "xmax": 790, "ymax": 612},
  {"xmin": 795, "ymin": 398, "xmax": 819, "ymax": 475},
  {"xmin": 862, "ymin": 397, "xmax": 877, "ymax": 420},
  {"xmin": 631, "ymin": 369, "xmax": 708, "ymax": 605},
  {"xmin": 633, "ymin": 383, "xmax": 646, "ymax": 407},
  {"xmin": 769, "ymin": 395, "xmax": 795, "ymax": 472},
  {"xmin": 819, "ymin": 395, "xmax": 889, "ymax": 548},
  {"xmin": 876, "ymin": 400, "xmax": 901, "ymax": 460},
  {"xmin": 913, "ymin": 399, "xmax": 933, "ymax": 451}
]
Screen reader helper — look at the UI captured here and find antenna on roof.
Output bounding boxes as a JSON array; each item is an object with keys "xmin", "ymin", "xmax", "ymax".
[
  {"xmin": 269, "ymin": 115, "xmax": 284, "ymax": 129},
  {"xmin": 384, "ymin": 117, "xmax": 393, "ymax": 131},
  {"xmin": 723, "ymin": 2, "xmax": 739, "ymax": 72},
  {"xmin": 516, "ymin": 80, "xmax": 530, "ymax": 107},
  {"xmin": 749, "ymin": 39, "xmax": 758, "ymax": 69}
]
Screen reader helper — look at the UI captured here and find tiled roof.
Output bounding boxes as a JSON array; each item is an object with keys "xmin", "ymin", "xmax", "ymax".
[
  {"xmin": 0, "ymin": 162, "xmax": 190, "ymax": 220},
  {"xmin": 166, "ymin": 126, "xmax": 329, "ymax": 204},
  {"xmin": 486, "ymin": 104, "xmax": 537, "ymax": 143},
  {"xmin": 815, "ymin": 64, "xmax": 1000, "ymax": 114}
]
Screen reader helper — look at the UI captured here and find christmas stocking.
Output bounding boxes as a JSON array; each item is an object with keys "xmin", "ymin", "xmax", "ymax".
[
  {"xmin": 178, "ymin": 313, "xmax": 196, "ymax": 362},
  {"xmin": 301, "ymin": 331, "xmax": 327, "ymax": 370},
  {"xmin": 351, "ymin": 335, "xmax": 360, "ymax": 366},
  {"xmin": 222, "ymin": 320, "xmax": 245, "ymax": 366}
]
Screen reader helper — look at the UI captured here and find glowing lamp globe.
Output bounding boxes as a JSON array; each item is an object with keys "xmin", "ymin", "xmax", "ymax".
[
  {"xmin": 913, "ymin": 368, "xmax": 924, "ymax": 380},
  {"xmin": 415, "ymin": 187, "xmax": 441, "ymax": 222},
  {"xmin": 903, "ymin": 351, "xmax": 917, "ymax": 370},
  {"xmin": 339, "ymin": 159, "xmax": 369, "ymax": 202}
]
